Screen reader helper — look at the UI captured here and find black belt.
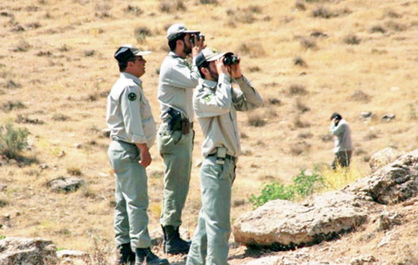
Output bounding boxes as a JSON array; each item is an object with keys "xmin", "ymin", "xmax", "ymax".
[
  {"xmin": 112, "ymin": 138, "xmax": 136, "ymax": 146},
  {"xmin": 207, "ymin": 153, "xmax": 236, "ymax": 163}
]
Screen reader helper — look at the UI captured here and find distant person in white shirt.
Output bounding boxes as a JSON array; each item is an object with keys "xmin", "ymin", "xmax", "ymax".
[{"xmin": 330, "ymin": 112, "xmax": 353, "ymax": 169}]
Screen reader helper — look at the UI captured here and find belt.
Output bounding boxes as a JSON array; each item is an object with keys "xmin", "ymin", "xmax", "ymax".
[
  {"xmin": 112, "ymin": 137, "xmax": 136, "ymax": 146},
  {"xmin": 207, "ymin": 152, "xmax": 236, "ymax": 164}
]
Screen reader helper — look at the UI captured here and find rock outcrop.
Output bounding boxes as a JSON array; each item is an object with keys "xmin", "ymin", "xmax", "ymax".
[
  {"xmin": 233, "ymin": 149, "xmax": 417, "ymax": 249},
  {"xmin": 233, "ymin": 191, "xmax": 369, "ymax": 247},
  {"xmin": 0, "ymin": 237, "xmax": 57, "ymax": 265},
  {"xmin": 345, "ymin": 149, "xmax": 418, "ymax": 204},
  {"xmin": 369, "ymin": 147, "xmax": 403, "ymax": 172}
]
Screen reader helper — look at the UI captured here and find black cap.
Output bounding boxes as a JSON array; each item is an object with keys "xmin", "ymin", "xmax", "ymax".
[
  {"xmin": 114, "ymin": 45, "xmax": 152, "ymax": 63},
  {"xmin": 330, "ymin": 112, "xmax": 342, "ymax": 121}
]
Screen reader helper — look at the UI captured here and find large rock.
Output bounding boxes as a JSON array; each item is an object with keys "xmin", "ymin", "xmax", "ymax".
[
  {"xmin": 0, "ymin": 237, "xmax": 57, "ymax": 265},
  {"xmin": 369, "ymin": 147, "xmax": 403, "ymax": 172},
  {"xmin": 233, "ymin": 191, "xmax": 368, "ymax": 247},
  {"xmin": 47, "ymin": 177, "xmax": 84, "ymax": 192},
  {"xmin": 345, "ymin": 149, "xmax": 418, "ymax": 204}
]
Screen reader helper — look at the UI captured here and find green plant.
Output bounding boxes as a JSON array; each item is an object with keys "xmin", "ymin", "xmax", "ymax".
[
  {"xmin": 250, "ymin": 169, "xmax": 323, "ymax": 207},
  {"xmin": 0, "ymin": 122, "xmax": 29, "ymax": 159}
]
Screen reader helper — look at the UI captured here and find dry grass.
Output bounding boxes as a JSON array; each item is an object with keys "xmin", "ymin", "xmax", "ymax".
[{"xmin": 0, "ymin": 0, "xmax": 417, "ymax": 262}]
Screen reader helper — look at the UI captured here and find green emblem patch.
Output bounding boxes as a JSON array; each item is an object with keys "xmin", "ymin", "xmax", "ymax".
[
  {"xmin": 204, "ymin": 95, "xmax": 212, "ymax": 102},
  {"xmin": 128, "ymin": 92, "xmax": 137, "ymax": 101}
]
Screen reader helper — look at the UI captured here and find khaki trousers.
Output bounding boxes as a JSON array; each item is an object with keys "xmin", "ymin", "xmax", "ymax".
[
  {"xmin": 186, "ymin": 156, "xmax": 236, "ymax": 265},
  {"xmin": 157, "ymin": 126, "xmax": 194, "ymax": 227},
  {"xmin": 108, "ymin": 140, "xmax": 151, "ymax": 249}
]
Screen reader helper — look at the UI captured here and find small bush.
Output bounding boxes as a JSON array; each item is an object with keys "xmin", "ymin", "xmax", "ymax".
[
  {"xmin": 289, "ymin": 84, "xmax": 307, "ymax": 95},
  {"xmin": 67, "ymin": 167, "xmax": 82, "ymax": 176},
  {"xmin": 296, "ymin": 98, "xmax": 310, "ymax": 113},
  {"xmin": 250, "ymin": 169, "xmax": 323, "ymax": 207},
  {"xmin": 300, "ymin": 38, "xmax": 316, "ymax": 49},
  {"xmin": 200, "ymin": 0, "xmax": 218, "ymax": 3},
  {"xmin": 268, "ymin": 98, "xmax": 281, "ymax": 106},
  {"xmin": 310, "ymin": 31, "xmax": 328, "ymax": 38},
  {"xmin": 159, "ymin": 0, "xmax": 187, "ymax": 13},
  {"xmin": 312, "ymin": 6, "xmax": 333, "ymax": 18},
  {"xmin": 320, "ymin": 166, "xmax": 363, "ymax": 191},
  {"xmin": 124, "ymin": 5, "xmax": 143, "ymax": 16},
  {"xmin": 1, "ymin": 101, "xmax": 26, "ymax": 112},
  {"xmin": 52, "ymin": 113, "xmax": 69, "ymax": 121},
  {"xmin": 295, "ymin": 0, "xmax": 306, "ymax": 11},
  {"xmin": 248, "ymin": 114, "xmax": 266, "ymax": 127},
  {"xmin": 134, "ymin": 26, "xmax": 152, "ymax": 43},
  {"xmin": 293, "ymin": 56, "xmax": 307, "ymax": 67},
  {"xmin": 4, "ymin": 80, "xmax": 22, "ymax": 89},
  {"xmin": 248, "ymin": 66, "xmax": 261, "ymax": 72},
  {"xmin": 369, "ymin": 25, "xmax": 386, "ymax": 34},
  {"xmin": 343, "ymin": 34, "xmax": 361, "ymax": 45},
  {"xmin": 0, "ymin": 122, "xmax": 29, "ymax": 159}
]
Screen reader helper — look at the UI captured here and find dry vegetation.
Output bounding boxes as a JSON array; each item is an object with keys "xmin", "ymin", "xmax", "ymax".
[{"xmin": 0, "ymin": 0, "xmax": 417, "ymax": 263}]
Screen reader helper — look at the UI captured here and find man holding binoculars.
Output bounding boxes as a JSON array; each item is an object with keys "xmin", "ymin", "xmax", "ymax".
[
  {"xmin": 157, "ymin": 23, "xmax": 205, "ymax": 255},
  {"xmin": 186, "ymin": 48, "xmax": 263, "ymax": 265}
]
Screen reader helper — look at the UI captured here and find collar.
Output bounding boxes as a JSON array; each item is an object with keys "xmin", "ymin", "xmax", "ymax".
[
  {"xmin": 201, "ymin": 78, "xmax": 217, "ymax": 89},
  {"xmin": 169, "ymin": 51, "xmax": 183, "ymax": 59},
  {"xmin": 121, "ymin": 72, "xmax": 142, "ymax": 86}
]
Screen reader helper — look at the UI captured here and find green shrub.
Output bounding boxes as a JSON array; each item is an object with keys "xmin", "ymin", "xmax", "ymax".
[
  {"xmin": 0, "ymin": 122, "xmax": 29, "ymax": 159},
  {"xmin": 250, "ymin": 169, "xmax": 323, "ymax": 207}
]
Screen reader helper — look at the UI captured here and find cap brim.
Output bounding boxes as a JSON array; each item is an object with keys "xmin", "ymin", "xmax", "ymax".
[
  {"xmin": 207, "ymin": 52, "xmax": 227, "ymax": 62},
  {"xmin": 132, "ymin": 50, "xmax": 152, "ymax": 56}
]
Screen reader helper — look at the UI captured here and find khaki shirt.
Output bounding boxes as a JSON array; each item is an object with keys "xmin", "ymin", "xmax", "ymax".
[
  {"xmin": 330, "ymin": 119, "xmax": 352, "ymax": 153},
  {"xmin": 106, "ymin": 72, "xmax": 156, "ymax": 147},
  {"xmin": 193, "ymin": 74, "xmax": 263, "ymax": 158},
  {"xmin": 158, "ymin": 52, "xmax": 200, "ymax": 122}
]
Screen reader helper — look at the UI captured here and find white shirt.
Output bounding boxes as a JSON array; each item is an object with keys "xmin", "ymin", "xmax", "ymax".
[{"xmin": 106, "ymin": 72, "xmax": 156, "ymax": 147}]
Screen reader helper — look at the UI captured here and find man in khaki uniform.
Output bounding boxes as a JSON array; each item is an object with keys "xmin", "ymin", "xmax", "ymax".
[
  {"xmin": 107, "ymin": 45, "xmax": 169, "ymax": 265},
  {"xmin": 186, "ymin": 48, "xmax": 263, "ymax": 265},
  {"xmin": 330, "ymin": 112, "xmax": 353, "ymax": 169},
  {"xmin": 157, "ymin": 23, "xmax": 205, "ymax": 254}
]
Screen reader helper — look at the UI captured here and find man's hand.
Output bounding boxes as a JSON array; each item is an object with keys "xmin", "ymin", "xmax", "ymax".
[
  {"xmin": 136, "ymin": 143, "xmax": 152, "ymax": 168},
  {"xmin": 215, "ymin": 58, "xmax": 229, "ymax": 76},
  {"xmin": 192, "ymin": 34, "xmax": 206, "ymax": 58},
  {"xmin": 229, "ymin": 57, "xmax": 242, "ymax": 79}
]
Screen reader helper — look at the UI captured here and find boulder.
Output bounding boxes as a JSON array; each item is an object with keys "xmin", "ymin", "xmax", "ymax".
[
  {"xmin": 369, "ymin": 147, "xmax": 403, "ymax": 172},
  {"xmin": 0, "ymin": 237, "xmax": 57, "ymax": 265},
  {"xmin": 47, "ymin": 177, "xmax": 84, "ymax": 192},
  {"xmin": 233, "ymin": 191, "xmax": 368, "ymax": 247},
  {"xmin": 345, "ymin": 149, "xmax": 418, "ymax": 204}
]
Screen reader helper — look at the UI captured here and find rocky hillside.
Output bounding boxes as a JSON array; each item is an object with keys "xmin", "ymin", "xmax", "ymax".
[{"xmin": 1, "ymin": 148, "xmax": 417, "ymax": 264}]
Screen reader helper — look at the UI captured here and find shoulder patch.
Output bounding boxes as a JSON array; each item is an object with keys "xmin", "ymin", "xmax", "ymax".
[
  {"xmin": 204, "ymin": 95, "xmax": 212, "ymax": 102},
  {"xmin": 128, "ymin": 92, "xmax": 137, "ymax": 101}
]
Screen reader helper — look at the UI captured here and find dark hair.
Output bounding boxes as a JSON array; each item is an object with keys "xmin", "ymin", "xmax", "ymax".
[
  {"xmin": 198, "ymin": 61, "xmax": 210, "ymax": 78},
  {"xmin": 118, "ymin": 57, "xmax": 136, "ymax": 72},
  {"xmin": 168, "ymin": 33, "xmax": 186, "ymax": 51},
  {"xmin": 330, "ymin": 112, "xmax": 342, "ymax": 121}
]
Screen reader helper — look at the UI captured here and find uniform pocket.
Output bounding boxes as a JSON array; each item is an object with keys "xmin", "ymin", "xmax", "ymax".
[{"xmin": 157, "ymin": 129, "xmax": 183, "ymax": 154}]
